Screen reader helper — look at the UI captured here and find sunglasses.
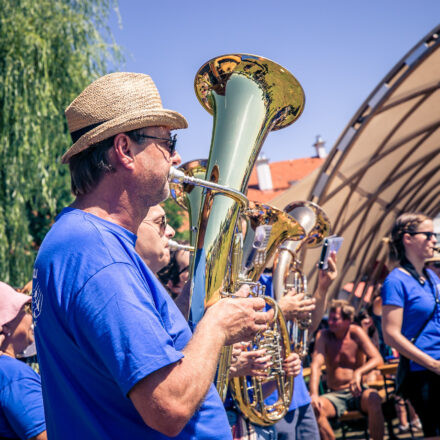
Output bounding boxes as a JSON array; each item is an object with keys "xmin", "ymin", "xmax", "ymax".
[
  {"xmin": 429, "ymin": 262, "xmax": 440, "ymax": 269},
  {"xmin": 405, "ymin": 231, "xmax": 436, "ymax": 240},
  {"xmin": 136, "ymin": 134, "xmax": 177, "ymax": 156},
  {"xmin": 145, "ymin": 215, "xmax": 167, "ymax": 236}
]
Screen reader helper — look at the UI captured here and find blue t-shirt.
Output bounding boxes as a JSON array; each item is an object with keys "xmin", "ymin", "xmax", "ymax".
[
  {"xmin": 259, "ymin": 275, "xmax": 311, "ymax": 411},
  {"xmin": 0, "ymin": 355, "xmax": 45, "ymax": 439},
  {"xmin": 32, "ymin": 208, "xmax": 231, "ymax": 440},
  {"xmin": 381, "ymin": 267, "xmax": 440, "ymax": 372}
]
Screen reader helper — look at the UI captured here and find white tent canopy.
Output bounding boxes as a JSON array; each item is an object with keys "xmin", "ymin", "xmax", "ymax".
[{"xmin": 272, "ymin": 25, "xmax": 440, "ymax": 306}]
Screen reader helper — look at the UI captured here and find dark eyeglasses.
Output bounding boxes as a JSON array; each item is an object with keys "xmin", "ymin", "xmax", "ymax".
[
  {"xmin": 405, "ymin": 231, "xmax": 436, "ymax": 240},
  {"xmin": 136, "ymin": 134, "xmax": 177, "ymax": 156},
  {"xmin": 145, "ymin": 215, "xmax": 167, "ymax": 236},
  {"xmin": 429, "ymin": 262, "xmax": 440, "ymax": 269},
  {"xmin": 178, "ymin": 265, "xmax": 189, "ymax": 276}
]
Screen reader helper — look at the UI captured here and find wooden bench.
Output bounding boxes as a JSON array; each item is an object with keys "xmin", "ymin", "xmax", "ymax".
[{"xmin": 338, "ymin": 410, "xmax": 369, "ymax": 440}]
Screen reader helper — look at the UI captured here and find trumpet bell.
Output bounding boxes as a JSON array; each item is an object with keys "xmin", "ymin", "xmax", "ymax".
[
  {"xmin": 283, "ymin": 201, "xmax": 331, "ymax": 249},
  {"xmin": 241, "ymin": 202, "xmax": 305, "ymax": 281}
]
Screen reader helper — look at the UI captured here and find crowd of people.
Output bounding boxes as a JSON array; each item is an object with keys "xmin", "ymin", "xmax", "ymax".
[{"xmin": 0, "ymin": 73, "xmax": 438, "ymax": 440}]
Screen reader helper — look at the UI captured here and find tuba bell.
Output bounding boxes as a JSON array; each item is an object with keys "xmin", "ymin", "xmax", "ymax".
[{"xmin": 273, "ymin": 201, "xmax": 331, "ymax": 357}]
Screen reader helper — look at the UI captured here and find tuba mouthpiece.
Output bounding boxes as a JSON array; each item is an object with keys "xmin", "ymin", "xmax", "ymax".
[
  {"xmin": 168, "ymin": 166, "xmax": 186, "ymax": 183},
  {"xmin": 168, "ymin": 239, "xmax": 194, "ymax": 253}
]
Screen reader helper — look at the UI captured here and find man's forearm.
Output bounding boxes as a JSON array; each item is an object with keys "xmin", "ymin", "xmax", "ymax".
[
  {"xmin": 310, "ymin": 286, "xmax": 327, "ymax": 335},
  {"xmin": 385, "ymin": 329, "xmax": 440, "ymax": 373},
  {"xmin": 130, "ymin": 315, "xmax": 226, "ymax": 436},
  {"xmin": 354, "ymin": 356, "xmax": 381, "ymax": 378},
  {"xmin": 309, "ymin": 365, "xmax": 322, "ymax": 396}
]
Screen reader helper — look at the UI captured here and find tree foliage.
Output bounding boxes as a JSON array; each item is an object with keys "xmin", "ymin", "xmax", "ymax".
[
  {"xmin": 0, "ymin": 0, "xmax": 121, "ymax": 286},
  {"xmin": 163, "ymin": 198, "xmax": 189, "ymax": 242}
]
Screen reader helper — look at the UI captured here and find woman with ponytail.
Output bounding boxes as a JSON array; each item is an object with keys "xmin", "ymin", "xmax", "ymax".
[{"xmin": 381, "ymin": 213, "xmax": 440, "ymax": 439}]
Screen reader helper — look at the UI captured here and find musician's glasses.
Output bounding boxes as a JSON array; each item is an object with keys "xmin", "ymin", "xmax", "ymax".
[
  {"xmin": 406, "ymin": 231, "xmax": 436, "ymax": 240},
  {"xmin": 137, "ymin": 134, "xmax": 177, "ymax": 156},
  {"xmin": 145, "ymin": 215, "xmax": 167, "ymax": 236}
]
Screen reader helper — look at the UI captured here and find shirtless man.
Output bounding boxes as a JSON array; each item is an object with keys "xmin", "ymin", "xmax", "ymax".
[{"xmin": 309, "ymin": 299, "xmax": 384, "ymax": 440}]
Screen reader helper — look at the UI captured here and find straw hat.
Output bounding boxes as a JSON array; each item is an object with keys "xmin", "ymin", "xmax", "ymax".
[
  {"xmin": 425, "ymin": 250, "xmax": 440, "ymax": 264},
  {"xmin": 62, "ymin": 72, "xmax": 188, "ymax": 164},
  {"xmin": 0, "ymin": 282, "xmax": 31, "ymax": 327}
]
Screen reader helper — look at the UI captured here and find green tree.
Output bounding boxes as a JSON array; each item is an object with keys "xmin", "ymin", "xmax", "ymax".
[
  {"xmin": 0, "ymin": 0, "xmax": 121, "ymax": 286},
  {"xmin": 163, "ymin": 198, "xmax": 189, "ymax": 242}
]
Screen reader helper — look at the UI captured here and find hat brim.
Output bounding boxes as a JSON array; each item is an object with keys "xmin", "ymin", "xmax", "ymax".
[{"xmin": 61, "ymin": 108, "xmax": 188, "ymax": 164}]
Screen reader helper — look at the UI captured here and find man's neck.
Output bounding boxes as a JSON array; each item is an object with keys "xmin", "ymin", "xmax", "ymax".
[
  {"xmin": 330, "ymin": 325, "xmax": 350, "ymax": 340},
  {"xmin": 71, "ymin": 181, "xmax": 149, "ymax": 234}
]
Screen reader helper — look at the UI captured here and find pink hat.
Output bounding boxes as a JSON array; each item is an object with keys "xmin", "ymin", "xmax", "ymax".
[{"xmin": 0, "ymin": 282, "xmax": 31, "ymax": 327}]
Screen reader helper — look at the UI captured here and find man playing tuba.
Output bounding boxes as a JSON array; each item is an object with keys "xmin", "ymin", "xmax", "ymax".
[{"xmin": 32, "ymin": 72, "xmax": 270, "ymax": 440}]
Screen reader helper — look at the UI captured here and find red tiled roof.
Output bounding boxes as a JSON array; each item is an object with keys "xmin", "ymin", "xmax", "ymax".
[{"xmin": 247, "ymin": 157, "xmax": 324, "ymax": 203}]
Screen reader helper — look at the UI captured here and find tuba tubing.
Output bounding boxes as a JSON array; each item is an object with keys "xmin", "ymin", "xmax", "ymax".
[{"xmin": 169, "ymin": 166, "xmax": 248, "ymax": 209}]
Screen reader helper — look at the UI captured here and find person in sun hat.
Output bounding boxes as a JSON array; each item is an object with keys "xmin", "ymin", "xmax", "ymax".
[
  {"xmin": 32, "ymin": 72, "xmax": 269, "ymax": 439},
  {"xmin": 0, "ymin": 282, "xmax": 46, "ymax": 440}
]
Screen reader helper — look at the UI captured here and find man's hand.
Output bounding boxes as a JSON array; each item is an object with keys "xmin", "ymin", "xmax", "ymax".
[
  {"xmin": 229, "ymin": 345, "xmax": 271, "ymax": 378},
  {"xmin": 278, "ymin": 289, "xmax": 316, "ymax": 321},
  {"xmin": 349, "ymin": 370, "xmax": 363, "ymax": 397},
  {"xmin": 205, "ymin": 285, "xmax": 270, "ymax": 346},
  {"xmin": 310, "ymin": 393, "xmax": 322, "ymax": 412},
  {"xmin": 317, "ymin": 251, "xmax": 337, "ymax": 291},
  {"xmin": 430, "ymin": 359, "xmax": 440, "ymax": 375},
  {"xmin": 282, "ymin": 352, "xmax": 302, "ymax": 377}
]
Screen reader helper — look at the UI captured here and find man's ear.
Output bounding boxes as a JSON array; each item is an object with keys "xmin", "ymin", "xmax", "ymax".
[{"xmin": 113, "ymin": 133, "xmax": 135, "ymax": 169}]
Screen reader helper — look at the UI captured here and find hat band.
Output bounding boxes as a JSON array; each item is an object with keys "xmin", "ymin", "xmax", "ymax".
[{"xmin": 70, "ymin": 121, "xmax": 107, "ymax": 143}]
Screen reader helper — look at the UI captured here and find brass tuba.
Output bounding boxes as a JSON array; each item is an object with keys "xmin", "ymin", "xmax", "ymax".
[
  {"xmin": 273, "ymin": 201, "xmax": 331, "ymax": 357},
  {"xmin": 170, "ymin": 54, "xmax": 305, "ymax": 404}
]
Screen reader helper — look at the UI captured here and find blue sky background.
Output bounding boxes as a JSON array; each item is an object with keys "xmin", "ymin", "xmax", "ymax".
[{"xmin": 109, "ymin": 1, "xmax": 440, "ymax": 164}]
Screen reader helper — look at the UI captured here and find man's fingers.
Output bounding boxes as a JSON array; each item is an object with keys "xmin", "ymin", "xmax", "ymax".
[
  {"xmin": 249, "ymin": 297, "xmax": 266, "ymax": 311},
  {"xmin": 254, "ymin": 323, "xmax": 268, "ymax": 333},
  {"xmin": 253, "ymin": 354, "xmax": 272, "ymax": 365},
  {"xmin": 286, "ymin": 290, "xmax": 304, "ymax": 299},
  {"xmin": 242, "ymin": 348, "xmax": 267, "ymax": 359},
  {"xmin": 235, "ymin": 284, "xmax": 250, "ymax": 298},
  {"xmin": 254, "ymin": 310, "xmax": 271, "ymax": 324}
]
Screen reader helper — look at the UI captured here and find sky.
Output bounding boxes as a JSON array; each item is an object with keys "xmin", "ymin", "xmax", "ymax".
[{"xmin": 109, "ymin": 1, "xmax": 440, "ymax": 164}]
